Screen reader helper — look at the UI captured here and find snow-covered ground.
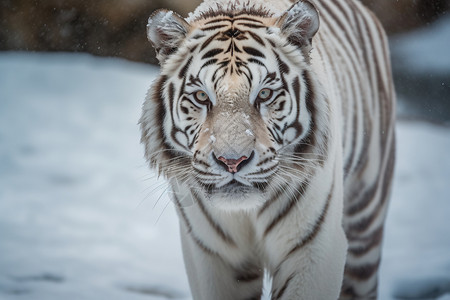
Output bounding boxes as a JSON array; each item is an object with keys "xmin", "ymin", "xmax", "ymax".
[{"xmin": 0, "ymin": 53, "xmax": 449, "ymax": 300}]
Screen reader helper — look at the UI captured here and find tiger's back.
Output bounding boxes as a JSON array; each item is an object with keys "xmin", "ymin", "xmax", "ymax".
[
  {"xmin": 141, "ymin": 0, "xmax": 395, "ymax": 299},
  {"xmin": 310, "ymin": 1, "xmax": 395, "ymax": 296}
]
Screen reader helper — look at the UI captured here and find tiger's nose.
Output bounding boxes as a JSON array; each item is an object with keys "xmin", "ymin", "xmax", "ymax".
[{"xmin": 213, "ymin": 152, "xmax": 254, "ymax": 174}]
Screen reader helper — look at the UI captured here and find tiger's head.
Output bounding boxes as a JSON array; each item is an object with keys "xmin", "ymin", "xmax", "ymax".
[{"xmin": 141, "ymin": 1, "xmax": 329, "ymax": 210}]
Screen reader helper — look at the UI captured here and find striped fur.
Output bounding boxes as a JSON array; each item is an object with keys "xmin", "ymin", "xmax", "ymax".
[{"xmin": 141, "ymin": 0, "xmax": 395, "ymax": 299}]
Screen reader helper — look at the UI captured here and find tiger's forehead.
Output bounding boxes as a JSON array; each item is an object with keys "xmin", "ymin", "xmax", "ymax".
[
  {"xmin": 190, "ymin": 13, "xmax": 277, "ymax": 34},
  {"xmin": 184, "ymin": 14, "xmax": 280, "ymax": 89}
]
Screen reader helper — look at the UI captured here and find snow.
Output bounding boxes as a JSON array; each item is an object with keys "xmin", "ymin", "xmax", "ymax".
[
  {"xmin": 1, "ymin": 52, "xmax": 450, "ymax": 300},
  {"xmin": 0, "ymin": 52, "xmax": 189, "ymax": 300},
  {"xmin": 379, "ymin": 121, "xmax": 450, "ymax": 300}
]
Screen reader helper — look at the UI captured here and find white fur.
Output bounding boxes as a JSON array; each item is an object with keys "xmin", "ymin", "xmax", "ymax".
[{"xmin": 142, "ymin": 0, "xmax": 394, "ymax": 299}]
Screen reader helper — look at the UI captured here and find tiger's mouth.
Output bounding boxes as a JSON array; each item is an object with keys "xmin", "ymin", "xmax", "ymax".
[
  {"xmin": 216, "ymin": 179, "xmax": 248, "ymax": 192},
  {"xmin": 198, "ymin": 178, "xmax": 269, "ymax": 210},
  {"xmin": 200, "ymin": 179, "xmax": 269, "ymax": 195}
]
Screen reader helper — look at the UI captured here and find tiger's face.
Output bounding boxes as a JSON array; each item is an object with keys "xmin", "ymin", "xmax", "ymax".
[{"xmin": 142, "ymin": 1, "xmax": 325, "ymax": 209}]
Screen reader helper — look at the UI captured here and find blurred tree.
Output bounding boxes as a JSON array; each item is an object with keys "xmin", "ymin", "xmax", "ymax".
[
  {"xmin": 0, "ymin": 0, "xmax": 448, "ymax": 64},
  {"xmin": 0, "ymin": 0, "xmax": 202, "ymax": 64},
  {"xmin": 362, "ymin": 0, "xmax": 449, "ymax": 34}
]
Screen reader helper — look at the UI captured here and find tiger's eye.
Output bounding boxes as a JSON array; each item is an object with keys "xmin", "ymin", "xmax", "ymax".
[
  {"xmin": 258, "ymin": 88, "xmax": 272, "ymax": 100},
  {"xmin": 195, "ymin": 91, "xmax": 209, "ymax": 102}
]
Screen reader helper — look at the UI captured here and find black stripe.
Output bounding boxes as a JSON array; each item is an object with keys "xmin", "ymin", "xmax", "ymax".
[
  {"xmin": 258, "ymin": 184, "xmax": 288, "ymax": 217},
  {"xmin": 204, "ymin": 18, "xmax": 231, "ymax": 25},
  {"xmin": 168, "ymin": 82, "xmax": 176, "ymax": 122},
  {"xmin": 355, "ymin": 11, "xmax": 375, "ymax": 102},
  {"xmin": 186, "ymin": 74, "xmax": 202, "ymax": 88},
  {"xmin": 345, "ymin": 258, "xmax": 381, "ymax": 281},
  {"xmin": 180, "ymin": 104, "xmax": 189, "ymax": 115},
  {"xmin": 201, "ymin": 58, "xmax": 218, "ymax": 69},
  {"xmin": 333, "ymin": 0, "xmax": 356, "ymax": 28},
  {"xmin": 286, "ymin": 181, "xmax": 334, "ymax": 257},
  {"xmin": 181, "ymin": 96, "xmax": 202, "ymax": 110},
  {"xmin": 171, "ymin": 128, "xmax": 189, "ymax": 151},
  {"xmin": 243, "ymin": 46, "xmax": 265, "ymax": 58},
  {"xmin": 256, "ymin": 156, "xmax": 276, "ymax": 167},
  {"xmin": 348, "ymin": 226, "xmax": 384, "ymax": 257},
  {"xmin": 237, "ymin": 22, "xmax": 266, "ymax": 29},
  {"xmin": 273, "ymin": 122, "xmax": 281, "ymax": 132},
  {"xmin": 274, "ymin": 52, "xmax": 290, "ymax": 74},
  {"xmin": 194, "ymin": 7, "xmax": 272, "ymax": 21},
  {"xmin": 278, "ymin": 75, "xmax": 292, "ymax": 117},
  {"xmin": 274, "ymin": 100, "xmax": 286, "ymax": 113},
  {"xmin": 154, "ymin": 77, "xmax": 168, "ymax": 145},
  {"xmin": 191, "ymin": 34, "xmax": 205, "ymax": 40},
  {"xmin": 191, "ymin": 190, "xmax": 237, "ymax": 246},
  {"xmin": 144, "ymin": 75, "xmax": 177, "ymax": 164},
  {"xmin": 193, "ymin": 157, "xmax": 211, "ymax": 168},
  {"xmin": 247, "ymin": 30, "xmax": 265, "ymax": 46},
  {"xmin": 175, "ymin": 77, "xmax": 186, "ymax": 122},
  {"xmin": 263, "ymin": 179, "xmax": 310, "ymax": 237},
  {"xmin": 235, "ymin": 271, "xmax": 261, "ymax": 282},
  {"xmin": 191, "ymin": 132, "xmax": 199, "ymax": 149},
  {"xmin": 347, "ymin": 141, "xmax": 395, "ymax": 235},
  {"xmin": 340, "ymin": 284, "xmax": 357, "ymax": 298},
  {"xmin": 346, "ymin": 179, "xmax": 378, "ymax": 216},
  {"xmin": 201, "ymin": 48, "xmax": 223, "ymax": 59},
  {"xmin": 343, "ymin": 82, "xmax": 359, "ymax": 178},
  {"xmin": 341, "ymin": 279, "xmax": 378, "ymax": 298},
  {"xmin": 178, "ymin": 57, "xmax": 193, "ymax": 79},
  {"xmin": 192, "ymin": 168, "xmax": 222, "ymax": 177},
  {"xmin": 264, "ymin": 72, "xmax": 277, "ymax": 83},
  {"xmin": 252, "ymin": 181, "xmax": 269, "ymax": 191},
  {"xmin": 367, "ymin": 18, "xmax": 391, "ymax": 151},
  {"xmin": 337, "ymin": 2, "xmax": 374, "ymax": 180},
  {"xmin": 173, "ymin": 194, "xmax": 217, "ymax": 255},
  {"xmin": 234, "ymin": 17, "xmax": 263, "ymax": 23},
  {"xmin": 200, "ymin": 32, "xmax": 221, "ymax": 51},
  {"xmin": 234, "ymin": 43, "xmax": 242, "ymax": 53},
  {"xmin": 266, "ymin": 125, "xmax": 282, "ymax": 145},
  {"xmin": 314, "ymin": 2, "xmax": 365, "ymax": 102},
  {"xmin": 224, "ymin": 41, "xmax": 233, "ymax": 54},
  {"xmin": 202, "ymin": 24, "xmax": 228, "ymax": 31},
  {"xmin": 169, "ymin": 77, "xmax": 190, "ymax": 151},
  {"xmin": 243, "ymin": 295, "xmax": 262, "ymax": 300},
  {"xmin": 272, "ymin": 274, "xmax": 294, "ymax": 300},
  {"xmin": 248, "ymin": 58, "xmax": 265, "ymax": 67},
  {"xmin": 319, "ymin": 1, "xmax": 361, "ymax": 64},
  {"xmin": 246, "ymin": 163, "xmax": 278, "ymax": 176},
  {"xmin": 292, "ymin": 76, "xmax": 301, "ymax": 119},
  {"xmin": 293, "ymin": 71, "xmax": 318, "ymax": 156}
]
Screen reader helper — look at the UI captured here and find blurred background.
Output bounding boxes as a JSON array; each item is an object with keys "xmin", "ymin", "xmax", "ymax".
[
  {"xmin": 1, "ymin": 0, "xmax": 449, "ymax": 123},
  {"xmin": 1, "ymin": 1, "xmax": 450, "ymax": 300},
  {"xmin": 0, "ymin": 0, "xmax": 447, "ymax": 62}
]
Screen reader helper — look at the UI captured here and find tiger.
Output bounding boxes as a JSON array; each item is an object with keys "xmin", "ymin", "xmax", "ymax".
[{"xmin": 140, "ymin": 0, "xmax": 395, "ymax": 299}]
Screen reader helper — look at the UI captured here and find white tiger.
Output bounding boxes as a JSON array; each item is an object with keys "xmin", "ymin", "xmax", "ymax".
[{"xmin": 140, "ymin": 0, "xmax": 395, "ymax": 299}]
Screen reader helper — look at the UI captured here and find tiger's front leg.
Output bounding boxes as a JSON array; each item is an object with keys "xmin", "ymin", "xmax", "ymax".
[
  {"xmin": 178, "ymin": 208, "xmax": 264, "ymax": 300},
  {"xmin": 266, "ymin": 190, "xmax": 348, "ymax": 300}
]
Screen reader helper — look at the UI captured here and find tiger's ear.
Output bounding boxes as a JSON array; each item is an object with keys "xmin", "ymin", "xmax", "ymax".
[
  {"xmin": 275, "ymin": 0, "xmax": 319, "ymax": 47},
  {"xmin": 147, "ymin": 9, "xmax": 190, "ymax": 64}
]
